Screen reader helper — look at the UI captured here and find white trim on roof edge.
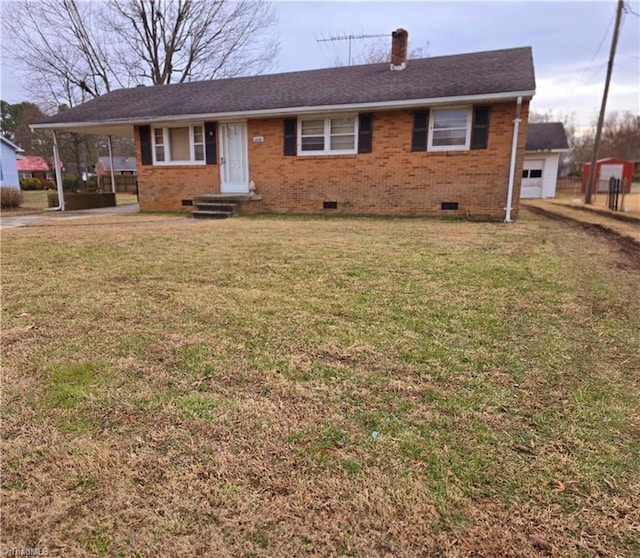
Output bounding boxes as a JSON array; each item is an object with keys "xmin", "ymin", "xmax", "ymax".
[
  {"xmin": 0, "ymin": 136, "xmax": 24, "ymax": 152},
  {"xmin": 31, "ymin": 90, "xmax": 535, "ymax": 132}
]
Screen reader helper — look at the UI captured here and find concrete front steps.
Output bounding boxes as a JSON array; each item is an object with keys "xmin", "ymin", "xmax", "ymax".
[
  {"xmin": 190, "ymin": 194, "xmax": 261, "ymax": 219},
  {"xmin": 192, "ymin": 202, "xmax": 239, "ymax": 219}
]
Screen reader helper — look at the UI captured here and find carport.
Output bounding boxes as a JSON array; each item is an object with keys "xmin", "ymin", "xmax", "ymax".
[{"xmin": 31, "ymin": 120, "xmax": 135, "ymax": 211}]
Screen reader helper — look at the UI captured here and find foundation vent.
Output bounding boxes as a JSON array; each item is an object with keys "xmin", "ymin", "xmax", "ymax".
[{"xmin": 441, "ymin": 202, "xmax": 459, "ymax": 211}]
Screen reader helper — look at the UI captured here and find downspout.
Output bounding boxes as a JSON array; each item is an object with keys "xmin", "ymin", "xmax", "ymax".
[
  {"xmin": 49, "ymin": 131, "xmax": 65, "ymax": 211},
  {"xmin": 504, "ymin": 96, "xmax": 522, "ymax": 223},
  {"xmin": 107, "ymin": 135, "xmax": 117, "ymax": 194}
]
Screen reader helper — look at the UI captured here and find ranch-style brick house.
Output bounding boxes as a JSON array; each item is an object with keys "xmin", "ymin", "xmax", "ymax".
[{"xmin": 34, "ymin": 30, "xmax": 536, "ymax": 220}]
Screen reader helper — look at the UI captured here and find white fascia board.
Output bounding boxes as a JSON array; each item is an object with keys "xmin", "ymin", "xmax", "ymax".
[
  {"xmin": 0, "ymin": 136, "xmax": 24, "ymax": 152},
  {"xmin": 31, "ymin": 90, "xmax": 535, "ymax": 132},
  {"xmin": 525, "ymin": 148, "xmax": 569, "ymax": 154}
]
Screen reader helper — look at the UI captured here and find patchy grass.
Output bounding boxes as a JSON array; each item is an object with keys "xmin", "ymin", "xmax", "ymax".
[{"xmin": 1, "ymin": 211, "xmax": 639, "ymax": 557}]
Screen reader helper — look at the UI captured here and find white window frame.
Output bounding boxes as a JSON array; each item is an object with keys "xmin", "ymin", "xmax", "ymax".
[
  {"xmin": 428, "ymin": 107, "xmax": 472, "ymax": 152},
  {"xmin": 152, "ymin": 124, "xmax": 206, "ymax": 165},
  {"xmin": 297, "ymin": 115, "xmax": 358, "ymax": 156}
]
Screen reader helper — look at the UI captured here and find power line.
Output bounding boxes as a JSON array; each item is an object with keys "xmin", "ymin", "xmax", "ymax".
[
  {"xmin": 623, "ymin": 1, "xmax": 640, "ymax": 16},
  {"xmin": 580, "ymin": 13, "xmax": 615, "ymax": 83}
]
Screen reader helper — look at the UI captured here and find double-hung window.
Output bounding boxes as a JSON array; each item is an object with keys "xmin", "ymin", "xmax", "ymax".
[
  {"xmin": 428, "ymin": 108, "xmax": 471, "ymax": 151},
  {"xmin": 299, "ymin": 116, "xmax": 357, "ymax": 155},
  {"xmin": 153, "ymin": 125, "xmax": 205, "ymax": 164}
]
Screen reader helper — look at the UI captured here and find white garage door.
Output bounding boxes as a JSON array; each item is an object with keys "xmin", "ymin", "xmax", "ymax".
[
  {"xmin": 521, "ymin": 159, "xmax": 545, "ymax": 198},
  {"xmin": 597, "ymin": 164, "xmax": 623, "ymax": 192}
]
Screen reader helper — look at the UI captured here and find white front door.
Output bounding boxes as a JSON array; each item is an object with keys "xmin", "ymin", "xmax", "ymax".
[
  {"xmin": 220, "ymin": 123, "xmax": 249, "ymax": 193},
  {"xmin": 521, "ymin": 159, "xmax": 545, "ymax": 198}
]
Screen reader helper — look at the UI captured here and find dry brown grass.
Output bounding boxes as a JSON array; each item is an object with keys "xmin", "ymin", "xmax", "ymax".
[{"xmin": 1, "ymin": 210, "xmax": 639, "ymax": 557}]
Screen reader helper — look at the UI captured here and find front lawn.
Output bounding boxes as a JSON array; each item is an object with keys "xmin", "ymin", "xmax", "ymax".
[{"xmin": 1, "ymin": 212, "xmax": 638, "ymax": 557}]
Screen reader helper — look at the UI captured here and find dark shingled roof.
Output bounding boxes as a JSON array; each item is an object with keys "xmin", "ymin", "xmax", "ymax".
[
  {"xmin": 36, "ymin": 46, "xmax": 535, "ymax": 128},
  {"xmin": 526, "ymin": 122, "xmax": 569, "ymax": 151}
]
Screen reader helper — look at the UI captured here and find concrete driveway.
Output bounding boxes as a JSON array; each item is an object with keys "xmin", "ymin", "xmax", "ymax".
[{"xmin": 0, "ymin": 204, "xmax": 140, "ymax": 229}]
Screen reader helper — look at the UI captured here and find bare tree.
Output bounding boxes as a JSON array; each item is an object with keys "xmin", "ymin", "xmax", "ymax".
[
  {"xmin": 4, "ymin": 0, "xmax": 279, "ymax": 107},
  {"xmin": 3, "ymin": 0, "xmax": 278, "ymax": 186},
  {"xmin": 3, "ymin": 1, "xmax": 121, "ymax": 108},
  {"xmin": 110, "ymin": 0, "xmax": 280, "ymax": 84}
]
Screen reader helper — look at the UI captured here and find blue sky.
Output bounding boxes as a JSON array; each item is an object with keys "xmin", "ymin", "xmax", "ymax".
[{"xmin": 1, "ymin": 0, "xmax": 638, "ymax": 129}]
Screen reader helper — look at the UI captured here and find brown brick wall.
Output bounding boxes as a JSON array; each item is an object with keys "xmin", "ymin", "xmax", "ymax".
[
  {"xmin": 133, "ymin": 131, "xmax": 221, "ymax": 212},
  {"xmin": 134, "ymin": 100, "xmax": 529, "ymax": 218}
]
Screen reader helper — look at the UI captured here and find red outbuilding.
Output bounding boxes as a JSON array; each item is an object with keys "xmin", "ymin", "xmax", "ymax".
[{"xmin": 582, "ymin": 158, "xmax": 634, "ymax": 193}]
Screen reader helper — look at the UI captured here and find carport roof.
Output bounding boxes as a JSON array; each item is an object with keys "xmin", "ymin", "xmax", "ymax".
[{"xmin": 32, "ymin": 46, "xmax": 536, "ymax": 137}]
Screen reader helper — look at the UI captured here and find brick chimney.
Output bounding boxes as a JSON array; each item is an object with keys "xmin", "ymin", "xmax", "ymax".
[{"xmin": 390, "ymin": 28, "xmax": 408, "ymax": 70}]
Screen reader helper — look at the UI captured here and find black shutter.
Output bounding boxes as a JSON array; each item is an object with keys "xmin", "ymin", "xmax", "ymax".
[
  {"xmin": 358, "ymin": 113, "xmax": 373, "ymax": 153},
  {"xmin": 283, "ymin": 118, "xmax": 297, "ymax": 156},
  {"xmin": 411, "ymin": 110, "xmax": 429, "ymax": 152},
  {"xmin": 204, "ymin": 122, "xmax": 217, "ymax": 164},
  {"xmin": 139, "ymin": 125, "xmax": 152, "ymax": 165},
  {"xmin": 470, "ymin": 107, "xmax": 491, "ymax": 150}
]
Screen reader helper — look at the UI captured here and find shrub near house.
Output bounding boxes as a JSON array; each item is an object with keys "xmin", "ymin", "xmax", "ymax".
[
  {"xmin": 20, "ymin": 178, "xmax": 41, "ymax": 191},
  {"xmin": 1, "ymin": 186, "xmax": 23, "ymax": 208}
]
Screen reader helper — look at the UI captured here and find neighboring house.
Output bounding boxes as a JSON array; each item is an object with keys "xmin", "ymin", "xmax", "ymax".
[
  {"xmin": 0, "ymin": 137, "xmax": 23, "ymax": 189},
  {"xmin": 96, "ymin": 156, "xmax": 137, "ymax": 177},
  {"xmin": 521, "ymin": 122, "xmax": 569, "ymax": 199},
  {"xmin": 17, "ymin": 155, "xmax": 54, "ymax": 185},
  {"xmin": 32, "ymin": 30, "xmax": 536, "ymax": 219}
]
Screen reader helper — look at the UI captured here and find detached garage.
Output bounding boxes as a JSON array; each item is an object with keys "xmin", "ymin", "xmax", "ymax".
[
  {"xmin": 582, "ymin": 158, "xmax": 634, "ymax": 194},
  {"xmin": 521, "ymin": 122, "xmax": 569, "ymax": 199}
]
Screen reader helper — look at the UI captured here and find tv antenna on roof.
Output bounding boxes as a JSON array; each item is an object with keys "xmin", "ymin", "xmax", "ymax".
[{"xmin": 316, "ymin": 32, "xmax": 388, "ymax": 65}]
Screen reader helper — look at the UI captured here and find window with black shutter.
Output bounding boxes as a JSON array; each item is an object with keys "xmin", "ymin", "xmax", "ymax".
[
  {"xmin": 204, "ymin": 122, "xmax": 217, "ymax": 164},
  {"xmin": 283, "ymin": 118, "xmax": 297, "ymax": 156},
  {"xmin": 470, "ymin": 107, "xmax": 491, "ymax": 150},
  {"xmin": 139, "ymin": 125, "xmax": 152, "ymax": 166},
  {"xmin": 358, "ymin": 113, "xmax": 373, "ymax": 153},
  {"xmin": 411, "ymin": 111, "xmax": 428, "ymax": 151}
]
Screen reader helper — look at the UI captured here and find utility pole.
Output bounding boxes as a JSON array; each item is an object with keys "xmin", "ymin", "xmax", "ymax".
[{"xmin": 585, "ymin": 0, "xmax": 624, "ymax": 204}]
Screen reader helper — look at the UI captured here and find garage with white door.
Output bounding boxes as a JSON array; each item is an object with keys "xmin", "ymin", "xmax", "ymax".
[
  {"xmin": 521, "ymin": 158, "xmax": 545, "ymax": 198},
  {"xmin": 521, "ymin": 122, "xmax": 569, "ymax": 199}
]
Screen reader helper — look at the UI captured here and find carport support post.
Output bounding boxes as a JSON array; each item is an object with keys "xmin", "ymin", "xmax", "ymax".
[
  {"xmin": 52, "ymin": 131, "xmax": 65, "ymax": 211},
  {"xmin": 107, "ymin": 135, "xmax": 116, "ymax": 194}
]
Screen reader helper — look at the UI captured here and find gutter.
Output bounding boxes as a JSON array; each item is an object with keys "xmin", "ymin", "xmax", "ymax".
[
  {"xmin": 504, "ymin": 96, "xmax": 522, "ymax": 223},
  {"xmin": 30, "ymin": 89, "xmax": 536, "ymax": 132}
]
